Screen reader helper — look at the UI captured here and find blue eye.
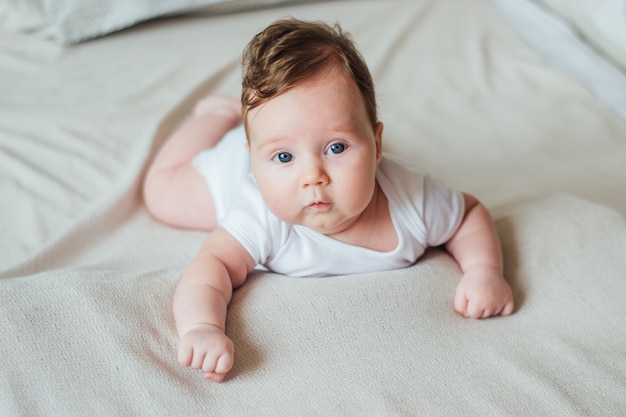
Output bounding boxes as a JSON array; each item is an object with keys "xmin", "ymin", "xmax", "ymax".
[
  {"xmin": 273, "ymin": 152, "xmax": 293, "ymax": 163},
  {"xmin": 327, "ymin": 143, "xmax": 346, "ymax": 155}
]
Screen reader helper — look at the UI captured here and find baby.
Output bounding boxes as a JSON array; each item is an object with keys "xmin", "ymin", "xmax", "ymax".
[{"xmin": 143, "ymin": 18, "xmax": 514, "ymax": 382}]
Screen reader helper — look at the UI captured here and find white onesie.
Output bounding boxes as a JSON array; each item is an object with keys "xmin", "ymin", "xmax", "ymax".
[{"xmin": 193, "ymin": 126, "xmax": 465, "ymax": 277}]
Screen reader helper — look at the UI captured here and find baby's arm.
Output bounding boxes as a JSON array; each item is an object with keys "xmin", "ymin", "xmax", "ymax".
[
  {"xmin": 173, "ymin": 227, "xmax": 255, "ymax": 382},
  {"xmin": 444, "ymin": 193, "xmax": 514, "ymax": 319}
]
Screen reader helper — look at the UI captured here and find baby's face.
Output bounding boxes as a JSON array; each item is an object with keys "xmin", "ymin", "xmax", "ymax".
[{"xmin": 246, "ymin": 69, "xmax": 383, "ymax": 236}]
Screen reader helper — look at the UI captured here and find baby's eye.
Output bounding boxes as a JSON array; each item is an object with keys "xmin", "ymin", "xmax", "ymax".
[
  {"xmin": 326, "ymin": 143, "xmax": 346, "ymax": 155},
  {"xmin": 273, "ymin": 152, "xmax": 293, "ymax": 163}
]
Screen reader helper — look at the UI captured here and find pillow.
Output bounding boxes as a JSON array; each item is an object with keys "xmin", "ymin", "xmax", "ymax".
[
  {"xmin": 0, "ymin": 0, "xmax": 323, "ymax": 44},
  {"xmin": 535, "ymin": 0, "xmax": 626, "ymax": 71}
]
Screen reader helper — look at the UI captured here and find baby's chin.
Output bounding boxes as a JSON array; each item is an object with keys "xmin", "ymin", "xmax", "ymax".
[
  {"xmin": 267, "ymin": 203, "xmax": 361, "ymax": 234},
  {"xmin": 302, "ymin": 217, "xmax": 360, "ymax": 238}
]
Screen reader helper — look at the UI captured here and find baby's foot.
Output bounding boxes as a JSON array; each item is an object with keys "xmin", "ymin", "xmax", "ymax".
[{"xmin": 193, "ymin": 95, "xmax": 242, "ymax": 124}]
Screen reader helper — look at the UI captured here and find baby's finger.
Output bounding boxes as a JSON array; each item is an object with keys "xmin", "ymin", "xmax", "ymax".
[
  {"xmin": 203, "ymin": 371, "xmax": 226, "ymax": 382},
  {"xmin": 190, "ymin": 348, "xmax": 206, "ymax": 370},
  {"xmin": 202, "ymin": 351, "xmax": 220, "ymax": 374},
  {"xmin": 501, "ymin": 301, "xmax": 514, "ymax": 316},
  {"xmin": 466, "ymin": 302, "xmax": 485, "ymax": 319},
  {"xmin": 177, "ymin": 344, "xmax": 193, "ymax": 367},
  {"xmin": 215, "ymin": 352, "xmax": 234, "ymax": 374},
  {"xmin": 454, "ymin": 291, "xmax": 469, "ymax": 317}
]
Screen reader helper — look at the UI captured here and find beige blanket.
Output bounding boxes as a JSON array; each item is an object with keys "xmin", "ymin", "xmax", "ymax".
[{"xmin": 1, "ymin": 0, "xmax": 625, "ymax": 415}]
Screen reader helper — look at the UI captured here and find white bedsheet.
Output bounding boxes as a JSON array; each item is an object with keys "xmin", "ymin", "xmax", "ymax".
[{"xmin": 492, "ymin": 0, "xmax": 626, "ymax": 119}]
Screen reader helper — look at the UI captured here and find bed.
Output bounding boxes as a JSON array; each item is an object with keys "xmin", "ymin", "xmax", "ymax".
[{"xmin": 1, "ymin": 0, "xmax": 626, "ymax": 415}]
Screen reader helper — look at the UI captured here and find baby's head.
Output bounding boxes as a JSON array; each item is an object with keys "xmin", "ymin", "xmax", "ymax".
[
  {"xmin": 241, "ymin": 18, "xmax": 378, "ymax": 133},
  {"xmin": 240, "ymin": 18, "xmax": 384, "ymax": 236}
]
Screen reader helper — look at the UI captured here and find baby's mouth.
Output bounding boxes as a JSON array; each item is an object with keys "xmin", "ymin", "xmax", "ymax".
[{"xmin": 309, "ymin": 201, "xmax": 331, "ymax": 211}]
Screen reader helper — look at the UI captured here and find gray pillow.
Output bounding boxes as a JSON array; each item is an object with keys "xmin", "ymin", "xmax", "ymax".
[{"xmin": 0, "ymin": 0, "xmax": 323, "ymax": 44}]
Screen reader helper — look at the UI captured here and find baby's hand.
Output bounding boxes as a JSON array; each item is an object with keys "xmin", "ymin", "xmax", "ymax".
[
  {"xmin": 177, "ymin": 324, "xmax": 234, "ymax": 382},
  {"xmin": 454, "ymin": 265, "xmax": 514, "ymax": 319}
]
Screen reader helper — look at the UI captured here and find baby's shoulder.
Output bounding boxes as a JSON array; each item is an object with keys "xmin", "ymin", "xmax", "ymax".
[
  {"xmin": 377, "ymin": 155, "xmax": 428, "ymax": 196},
  {"xmin": 378, "ymin": 154, "xmax": 461, "ymax": 212},
  {"xmin": 379, "ymin": 154, "xmax": 425, "ymax": 178}
]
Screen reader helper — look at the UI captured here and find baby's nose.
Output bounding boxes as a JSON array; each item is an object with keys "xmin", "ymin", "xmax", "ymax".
[{"xmin": 302, "ymin": 161, "xmax": 329, "ymax": 187}]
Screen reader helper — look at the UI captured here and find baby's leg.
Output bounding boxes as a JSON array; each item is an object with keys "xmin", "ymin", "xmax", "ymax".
[
  {"xmin": 143, "ymin": 96, "xmax": 242, "ymax": 231},
  {"xmin": 193, "ymin": 95, "xmax": 241, "ymax": 121}
]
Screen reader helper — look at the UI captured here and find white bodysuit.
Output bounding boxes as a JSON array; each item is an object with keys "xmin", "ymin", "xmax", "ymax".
[{"xmin": 193, "ymin": 125, "xmax": 465, "ymax": 277}]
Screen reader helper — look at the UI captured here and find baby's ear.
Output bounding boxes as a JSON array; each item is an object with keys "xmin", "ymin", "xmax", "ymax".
[{"xmin": 375, "ymin": 122, "xmax": 384, "ymax": 164}]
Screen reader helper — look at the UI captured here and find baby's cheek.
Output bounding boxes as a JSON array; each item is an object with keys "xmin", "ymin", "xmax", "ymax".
[{"xmin": 265, "ymin": 197, "xmax": 294, "ymax": 223}]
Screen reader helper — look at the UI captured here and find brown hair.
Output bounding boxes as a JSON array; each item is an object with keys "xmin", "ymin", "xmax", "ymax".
[{"xmin": 241, "ymin": 18, "xmax": 377, "ymax": 131}]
